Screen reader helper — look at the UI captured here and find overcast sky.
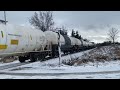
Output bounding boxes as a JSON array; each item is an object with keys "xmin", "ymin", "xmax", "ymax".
[{"xmin": 0, "ymin": 11, "xmax": 120, "ymax": 43}]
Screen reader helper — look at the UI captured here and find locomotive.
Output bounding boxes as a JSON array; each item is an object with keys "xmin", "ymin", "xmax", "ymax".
[{"xmin": 0, "ymin": 24, "xmax": 95, "ymax": 63}]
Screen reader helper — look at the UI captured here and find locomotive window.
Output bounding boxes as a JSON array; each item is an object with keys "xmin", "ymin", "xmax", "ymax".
[{"xmin": 1, "ymin": 31, "xmax": 4, "ymax": 38}]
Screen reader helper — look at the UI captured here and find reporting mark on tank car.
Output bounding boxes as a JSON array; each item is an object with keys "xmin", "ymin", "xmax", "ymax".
[
  {"xmin": 8, "ymin": 34, "xmax": 22, "ymax": 37},
  {"xmin": 11, "ymin": 40, "xmax": 19, "ymax": 45},
  {"xmin": 0, "ymin": 44, "xmax": 7, "ymax": 49}
]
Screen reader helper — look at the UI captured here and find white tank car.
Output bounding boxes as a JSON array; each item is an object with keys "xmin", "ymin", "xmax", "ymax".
[
  {"xmin": 74, "ymin": 38, "xmax": 81, "ymax": 45},
  {"xmin": 87, "ymin": 42, "xmax": 90, "ymax": 46},
  {"xmin": 44, "ymin": 31, "xmax": 65, "ymax": 45},
  {"xmin": 69, "ymin": 37, "xmax": 81, "ymax": 45},
  {"xmin": 0, "ymin": 24, "xmax": 47, "ymax": 58},
  {"xmin": 82, "ymin": 40, "xmax": 88, "ymax": 46},
  {"xmin": 88, "ymin": 42, "xmax": 94, "ymax": 46}
]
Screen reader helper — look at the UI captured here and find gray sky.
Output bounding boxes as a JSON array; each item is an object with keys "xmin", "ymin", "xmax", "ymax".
[{"xmin": 1, "ymin": 11, "xmax": 120, "ymax": 43}]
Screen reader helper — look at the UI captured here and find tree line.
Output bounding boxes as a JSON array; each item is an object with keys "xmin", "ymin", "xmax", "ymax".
[{"xmin": 29, "ymin": 11, "xmax": 119, "ymax": 45}]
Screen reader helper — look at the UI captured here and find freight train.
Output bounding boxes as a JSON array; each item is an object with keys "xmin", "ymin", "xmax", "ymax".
[{"xmin": 0, "ymin": 24, "xmax": 95, "ymax": 63}]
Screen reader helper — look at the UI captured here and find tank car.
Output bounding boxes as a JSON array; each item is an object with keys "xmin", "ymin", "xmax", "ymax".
[
  {"xmin": 44, "ymin": 31, "xmax": 65, "ymax": 57},
  {"xmin": 60, "ymin": 33, "xmax": 82, "ymax": 54},
  {"xmin": 65, "ymin": 36, "xmax": 81, "ymax": 53},
  {"xmin": 0, "ymin": 24, "xmax": 51, "ymax": 62}
]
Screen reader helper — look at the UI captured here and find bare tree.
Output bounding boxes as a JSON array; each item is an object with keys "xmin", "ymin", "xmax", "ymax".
[
  {"xmin": 29, "ymin": 11, "xmax": 54, "ymax": 32},
  {"xmin": 107, "ymin": 27, "xmax": 119, "ymax": 45}
]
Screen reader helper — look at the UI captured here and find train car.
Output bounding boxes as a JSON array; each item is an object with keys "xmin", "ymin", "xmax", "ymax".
[
  {"xmin": 0, "ymin": 24, "xmax": 95, "ymax": 63},
  {"xmin": 68, "ymin": 36, "xmax": 81, "ymax": 52},
  {"xmin": 88, "ymin": 42, "xmax": 95, "ymax": 49},
  {"xmin": 80, "ymin": 39, "xmax": 95, "ymax": 50},
  {"xmin": 0, "ymin": 24, "xmax": 50, "ymax": 62},
  {"xmin": 44, "ymin": 31, "xmax": 65, "ymax": 57},
  {"xmin": 61, "ymin": 34, "xmax": 82, "ymax": 54}
]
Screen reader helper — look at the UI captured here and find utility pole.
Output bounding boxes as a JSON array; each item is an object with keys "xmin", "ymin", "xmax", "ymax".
[
  {"xmin": 4, "ymin": 11, "xmax": 6, "ymax": 25},
  {"xmin": 0, "ymin": 11, "xmax": 7, "ymax": 25},
  {"xmin": 58, "ymin": 29, "xmax": 61, "ymax": 67}
]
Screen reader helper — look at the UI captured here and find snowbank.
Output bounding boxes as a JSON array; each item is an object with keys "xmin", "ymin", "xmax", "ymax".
[{"xmin": 63, "ymin": 45, "xmax": 120, "ymax": 66}]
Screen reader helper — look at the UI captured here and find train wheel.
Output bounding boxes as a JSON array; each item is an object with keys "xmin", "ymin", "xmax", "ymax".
[
  {"xmin": 63, "ymin": 51, "xmax": 66, "ymax": 54},
  {"xmin": 19, "ymin": 56, "xmax": 25, "ymax": 63},
  {"xmin": 30, "ymin": 54, "xmax": 37, "ymax": 62}
]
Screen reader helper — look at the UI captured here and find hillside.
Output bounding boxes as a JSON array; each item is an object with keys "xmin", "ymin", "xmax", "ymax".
[{"xmin": 63, "ymin": 45, "xmax": 120, "ymax": 66}]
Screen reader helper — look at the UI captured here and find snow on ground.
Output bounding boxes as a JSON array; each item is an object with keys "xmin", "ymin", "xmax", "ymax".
[
  {"xmin": 0, "ymin": 60, "xmax": 19, "ymax": 66},
  {"xmin": 0, "ymin": 70, "xmax": 120, "ymax": 79},
  {"xmin": 0, "ymin": 49, "xmax": 120, "ymax": 79},
  {"xmin": 3, "ymin": 60, "xmax": 120, "ymax": 74}
]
